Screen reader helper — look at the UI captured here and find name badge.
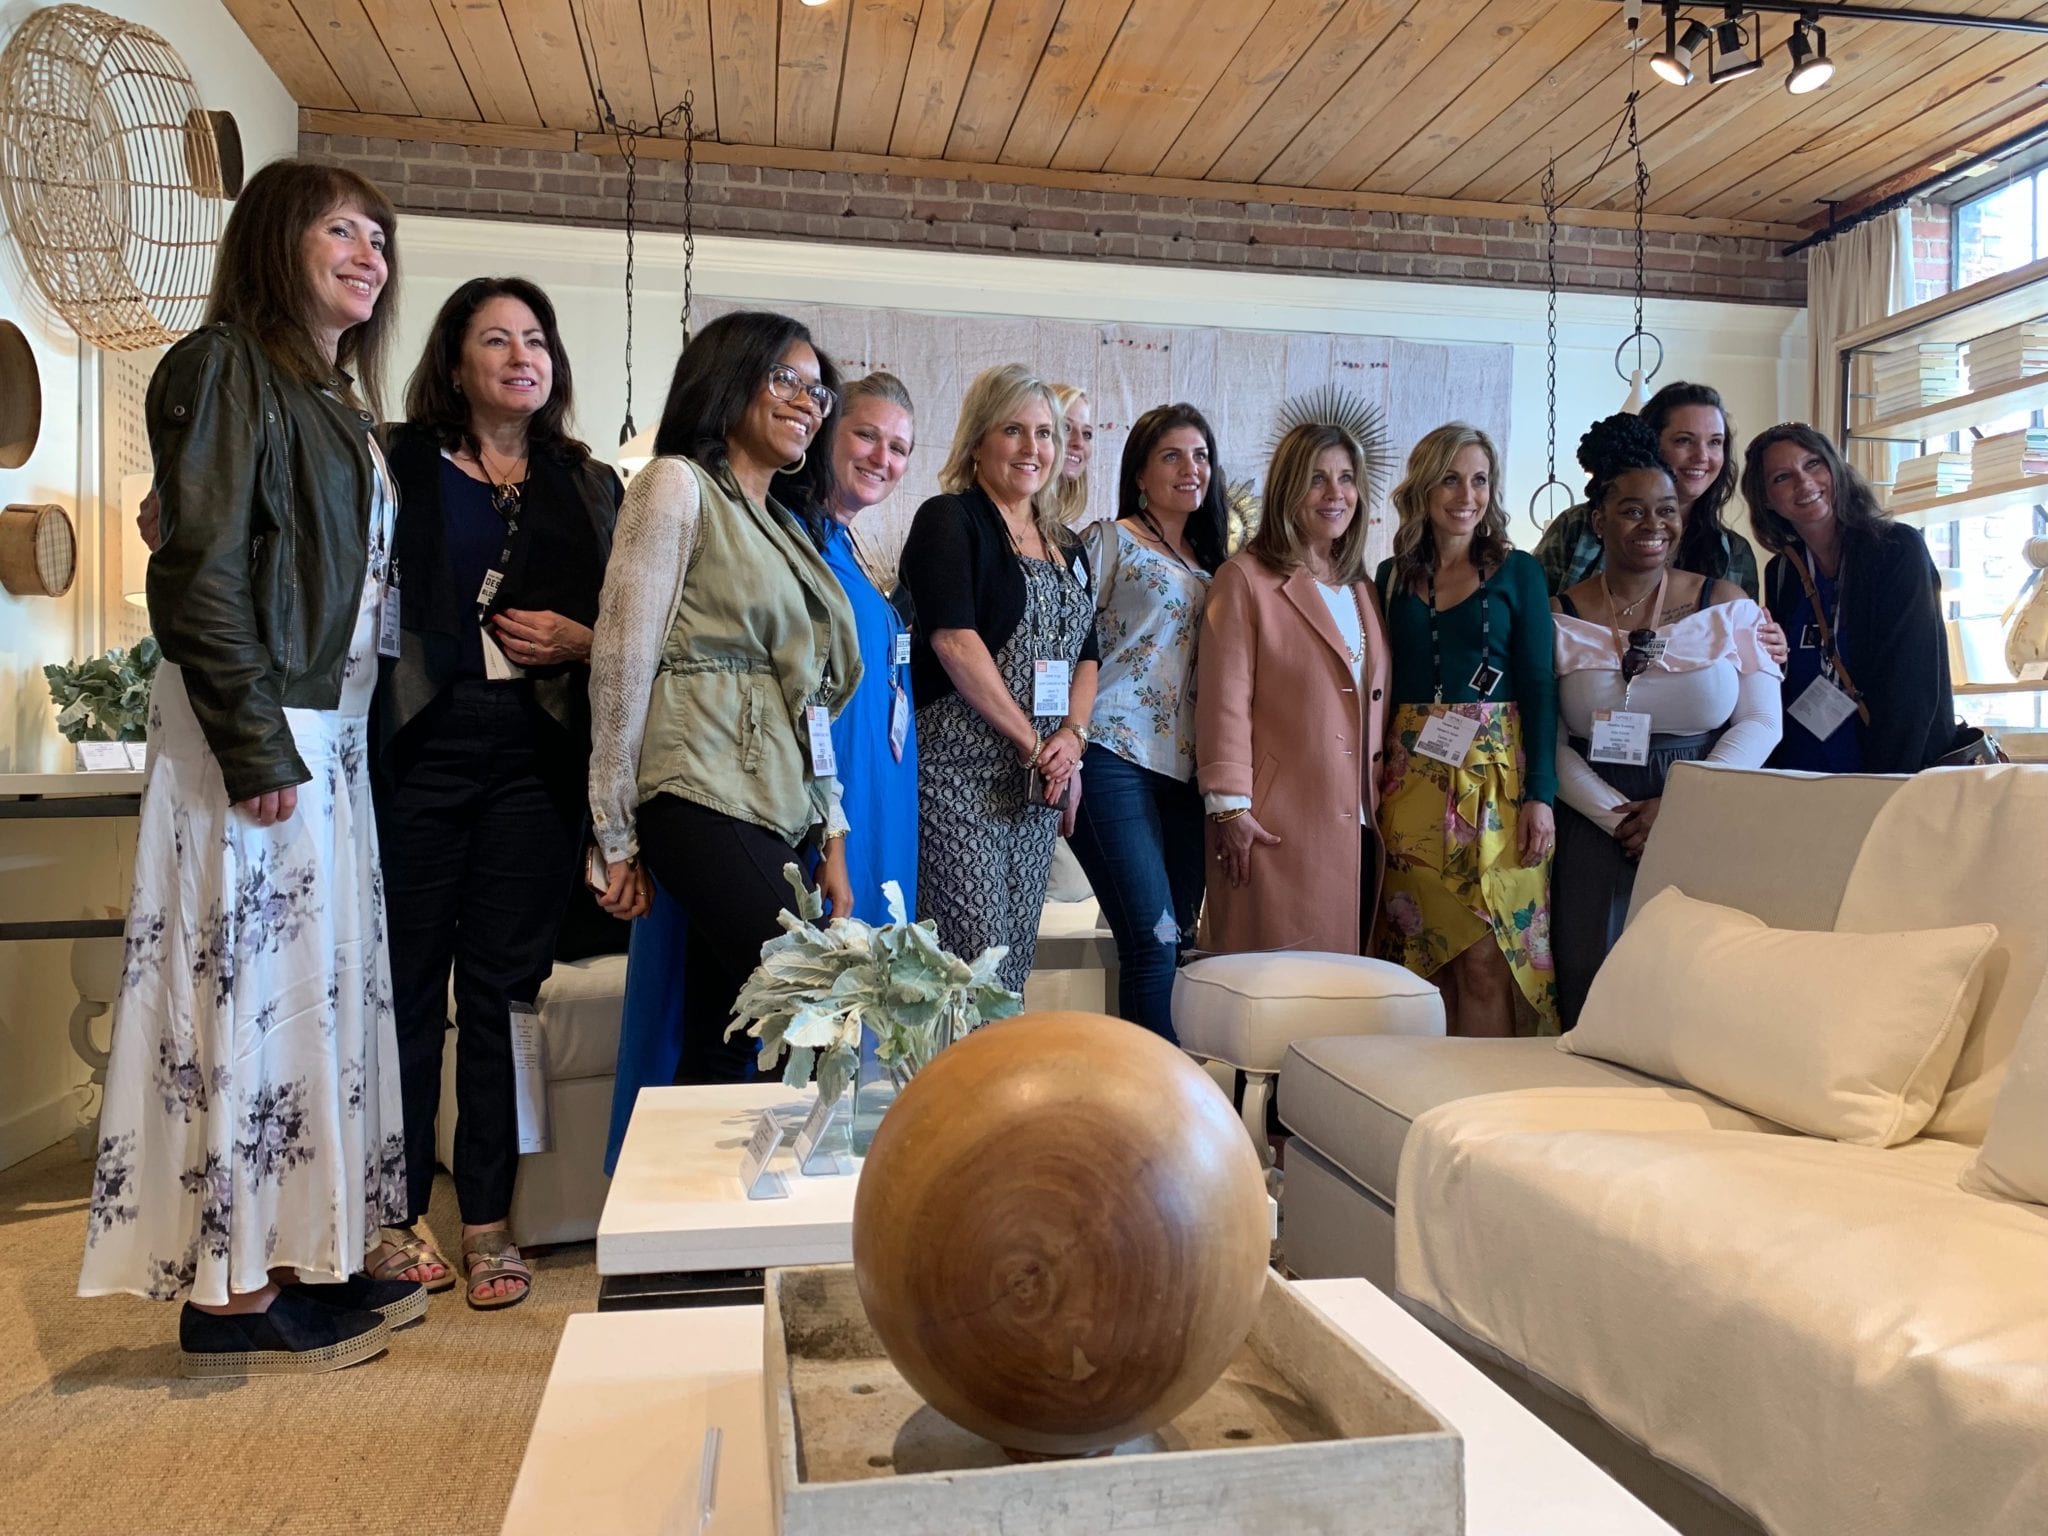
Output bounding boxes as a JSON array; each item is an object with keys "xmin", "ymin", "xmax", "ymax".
[
  {"xmin": 1033, "ymin": 658, "xmax": 1071, "ymax": 716},
  {"xmin": 893, "ymin": 632, "xmax": 911, "ymax": 668},
  {"xmin": 1788, "ymin": 674, "xmax": 1859, "ymax": 740},
  {"xmin": 1414, "ymin": 708, "xmax": 1482, "ymax": 767},
  {"xmin": 480, "ymin": 626, "xmax": 524, "ymax": 680},
  {"xmin": 377, "ymin": 585, "xmax": 402, "ymax": 659},
  {"xmin": 1589, "ymin": 709, "xmax": 1653, "ymax": 766},
  {"xmin": 806, "ymin": 704, "xmax": 839, "ymax": 776},
  {"xmin": 888, "ymin": 682, "xmax": 910, "ymax": 763}
]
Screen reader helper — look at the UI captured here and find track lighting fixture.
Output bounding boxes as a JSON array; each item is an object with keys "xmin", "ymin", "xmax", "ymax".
[
  {"xmin": 1651, "ymin": 8, "xmax": 1715, "ymax": 85},
  {"xmin": 1786, "ymin": 14, "xmax": 1834, "ymax": 93},
  {"xmin": 1709, "ymin": 5, "xmax": 1763, "ymax": 83}
]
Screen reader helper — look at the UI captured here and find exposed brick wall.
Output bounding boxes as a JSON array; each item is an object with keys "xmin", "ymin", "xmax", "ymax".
[
  {"xmin": 303, "ymin": 130, "xmax": 1807, "ymax": 307},
  {"xmin": 1911, "ymin": 199, "xmax": 1953, "ymax": 304}
]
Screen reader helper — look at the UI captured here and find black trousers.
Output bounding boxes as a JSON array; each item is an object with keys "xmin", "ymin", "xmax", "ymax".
[
  {"xmin": 380, "ymin": 681, "xmax": 582, "ymax": 1226},
  {"xmin": 636, "ymin": 793, "xmax": 812, "ymax": 1085}
]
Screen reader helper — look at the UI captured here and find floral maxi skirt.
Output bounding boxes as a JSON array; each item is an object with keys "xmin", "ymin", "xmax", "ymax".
[{"xmin": 1376, "ymin": 702, "xmax": 1559, "ymax": 1034}]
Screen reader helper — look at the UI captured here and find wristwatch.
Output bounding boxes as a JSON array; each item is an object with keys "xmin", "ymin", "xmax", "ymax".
[{"xmin": 1063, "ymin": 720, "xmax": 1091, "ymax": 746}]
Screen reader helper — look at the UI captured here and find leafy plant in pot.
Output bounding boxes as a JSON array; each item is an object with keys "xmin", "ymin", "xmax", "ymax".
[
  {"xmin": 728, "ymin": 866, "xmax": 1022, "ymax": 1152},
  {"xmin": 43, "ymin": 638, "xmax": 160, "ymax": 757}
]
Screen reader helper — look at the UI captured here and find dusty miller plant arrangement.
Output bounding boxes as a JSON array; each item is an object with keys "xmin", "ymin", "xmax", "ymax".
[
  {"xmin": 727, "ymin": 866, "xmax": 1022, "ymax": 1106},
  {"xmin": 43, "ymin": 637, "xmax": 160, "ymax": 742}
]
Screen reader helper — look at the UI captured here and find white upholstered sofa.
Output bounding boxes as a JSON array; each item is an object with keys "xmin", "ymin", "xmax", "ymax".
[{"xmin": 1280, "ymin": 763, "xmax": 2048, "ymax": 1536}]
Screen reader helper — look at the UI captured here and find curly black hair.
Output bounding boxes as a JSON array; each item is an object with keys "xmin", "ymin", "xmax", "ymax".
[{"xmin": 1576, "ymin": 412, "xmax": 1672, "ymax": 510}]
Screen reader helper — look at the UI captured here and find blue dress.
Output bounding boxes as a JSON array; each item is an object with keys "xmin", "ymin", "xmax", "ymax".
[{"xmin": 602, "ymin": 521, "xmax": 920, "ymax": 1170}]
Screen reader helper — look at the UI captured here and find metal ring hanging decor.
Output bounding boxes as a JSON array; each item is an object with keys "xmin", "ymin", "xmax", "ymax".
[
  {"xmin": 1613, "ymin": 329, "xmax": 1665, "ymax": 384},
  {"xmin": 1530, "ymin": 156, "xmax": 1574, "ymax": 529},
  {"xmin": 1617, "ymin": 82, "xmax": 1664, "ymax": 390},
  {"xmin": 0, "ymin": 5, "xmax": 232, "ymax": 351}
]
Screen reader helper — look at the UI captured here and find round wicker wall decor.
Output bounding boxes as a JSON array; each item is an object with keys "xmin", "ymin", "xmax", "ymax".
[{"xmin": 0, "ymin": 5, "xmax": 232, "ymax": 352}]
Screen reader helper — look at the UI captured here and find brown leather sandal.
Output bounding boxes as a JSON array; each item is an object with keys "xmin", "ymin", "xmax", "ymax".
[
  {"xmin": 367, "ymin": 1225, "xmax": 457, "ymax": 1294},
  {"xmin": 461, "ymin": 1229, "xmax": 531, "ymax": 1311}
]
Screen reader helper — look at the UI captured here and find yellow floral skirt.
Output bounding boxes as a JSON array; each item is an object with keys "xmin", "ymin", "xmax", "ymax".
[{"xmin": 1376, "ymin": 702, "xmax": 1559, "ymax": 1034}]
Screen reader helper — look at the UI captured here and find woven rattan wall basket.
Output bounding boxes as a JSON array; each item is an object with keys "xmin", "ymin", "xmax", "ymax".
[{"xmin": 0, "ymin": 5, "xmax": 231, "ymax": 351}]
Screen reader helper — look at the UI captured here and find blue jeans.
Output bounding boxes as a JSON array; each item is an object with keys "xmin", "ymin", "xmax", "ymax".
[{"xmin": 1066, "ymin": 744, "xmax": 1206, "ymax": 1042}]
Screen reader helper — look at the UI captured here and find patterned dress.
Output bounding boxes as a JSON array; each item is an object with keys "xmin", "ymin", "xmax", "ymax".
[
  {"xmin": 78, "ymin": 460, "xmax": 405, "ymax": 1305},
  {"xmin": 918, "ymin": 553, "xmax": 1094, "ymax": 995}
]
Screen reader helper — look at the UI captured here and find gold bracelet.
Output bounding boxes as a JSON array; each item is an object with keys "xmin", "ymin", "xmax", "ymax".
[
  {"xmin": 1025, "ymin": 736, "xmax": 1047, "ymax": 770},
  {"xmin": 1210, "ymin": 807, "xmax": 1250, "ymax": 824}
]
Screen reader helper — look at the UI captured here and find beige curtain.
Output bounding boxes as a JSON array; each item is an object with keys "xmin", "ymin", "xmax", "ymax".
[{"xmin": 1807, "ymin": 208, "xmax": 1914, "ymax": 487}]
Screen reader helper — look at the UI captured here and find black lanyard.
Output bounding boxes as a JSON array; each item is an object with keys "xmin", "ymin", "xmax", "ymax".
[
  {"xmin": 1426, "ymin": 566, "xmax": 1490, "ymax": 705},
  {"xmin": 1136, "ymin": 509, "xmax": 1197, "ymax": 574},
  {"xmin": 474, "ymin": 483, "xmax": 523, "ymax": 623}
]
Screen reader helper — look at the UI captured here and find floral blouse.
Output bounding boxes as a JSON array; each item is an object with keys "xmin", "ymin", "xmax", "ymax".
[{"xmin": 1084, "ymin": 520, "xmax": 1211, "ymax": 781}]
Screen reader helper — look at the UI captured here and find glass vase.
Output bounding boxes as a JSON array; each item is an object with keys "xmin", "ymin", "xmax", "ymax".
[{"xmin": 849, "ymin": 1023, "xmax": 910, "ymax": 1156}]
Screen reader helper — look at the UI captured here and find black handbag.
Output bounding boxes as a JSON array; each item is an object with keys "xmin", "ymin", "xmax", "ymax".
[{"xmin": 1931, "ymin": 722, "xmax": 2009, "ymax": 769}]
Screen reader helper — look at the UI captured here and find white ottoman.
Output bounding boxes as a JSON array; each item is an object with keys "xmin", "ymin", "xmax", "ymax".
[{"xmin": 1174, "ymin": 952, "xmax": 1445, "ymax": 1158}]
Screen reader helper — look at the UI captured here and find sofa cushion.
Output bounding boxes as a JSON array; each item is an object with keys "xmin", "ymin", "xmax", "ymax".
[
  {"xmin": 1964, "ymin": 976, "xmax": 2048, "ymax": 1208},
  {"xmin": 1396, "ymin": 1089, "xmax": 2048, "ymax": 1536},
  {"xmin": 1174, "ymin": 951, "xmax": 1443, "ymax": 1074},
  {"xmin": 1627, "ymin": 762, "xmax": 1906, "ymax": 931},
  {"xmin": 533, "ymin": 953, "xmax": 629, "ymax": 1081},
  {"xmin": 1564, "ymin": 887, "xmax": 1998, "ymax": 1146},
  {"xmin": 1278, "ymin": 1036, "xmax": 1661, "ymax": 1205},
  {"xmin": 1833, "ymin": 766, "xmax": 2048, "ymax": 1143}
]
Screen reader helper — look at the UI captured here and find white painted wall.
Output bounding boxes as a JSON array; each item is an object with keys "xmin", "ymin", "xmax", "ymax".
[{"xmin": 0, "ymin": 0, "xmax": 297, "ymax": 1168}]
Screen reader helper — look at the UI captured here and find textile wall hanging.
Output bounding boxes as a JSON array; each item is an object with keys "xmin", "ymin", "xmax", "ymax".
[{"xmin": 692, "ymin": 297, "xmax": 1513, "ymax": 586}]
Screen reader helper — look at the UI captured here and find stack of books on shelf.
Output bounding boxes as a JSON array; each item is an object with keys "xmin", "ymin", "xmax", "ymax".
[
  {"xmin": 1965, "ymin": 323, "xmax": 2048, "ymax": 387},
  {"xmin": 1889, "ymin": 451, "xmax": 1971, "ymax": 507},
  {"xmin": 1871, "ymin": 344, "xmax": 1965, "ymax": 419},
  {"xmin": 1969, "ymin": 428, "xmax": 2048, "ymax": 485}
]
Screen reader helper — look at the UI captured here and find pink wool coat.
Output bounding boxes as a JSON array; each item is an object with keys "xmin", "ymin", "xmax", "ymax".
[{"xmin": 1194, "ymin": 551, "xmax": 1392, "ymax": 957}]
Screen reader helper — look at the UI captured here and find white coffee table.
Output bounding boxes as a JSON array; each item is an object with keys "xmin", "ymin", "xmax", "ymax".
[
  {"xmin": 597, "ymin": 1083, "xmax": 1277, "ymax": 1310},
  {"xmin": 504, "ymin": 1276, "xmax": 1677, "ymax": 1536}
]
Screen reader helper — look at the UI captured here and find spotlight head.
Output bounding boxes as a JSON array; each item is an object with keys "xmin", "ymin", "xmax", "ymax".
[
  {"xmin": 1709, "ymin": 9, "xmax": 1762, "ymax": 84},
  {"xmin": 1786, "ymin": 18, "xmax": 1833, "ymax": 94},
  {"xmin": 1652, "ymin": 16, "xmax": 1713, "ymax": 87}
]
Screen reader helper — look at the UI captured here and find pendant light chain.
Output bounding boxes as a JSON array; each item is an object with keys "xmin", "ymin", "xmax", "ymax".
[{"xmin": 1529, "ymin": 156, "xmax": 1572, "ymax": 531}]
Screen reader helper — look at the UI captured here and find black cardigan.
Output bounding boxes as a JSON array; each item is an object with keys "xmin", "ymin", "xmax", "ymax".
[
  {"xmin": 1762, "ymin": 520, "xmax": 1956, "ymax": 774},
  {"xmin": 899, "ymin": 485, "xmax": 1098, "ymax": 706},
  {"xmin": 375, "ymin": 421, "xmax": 622, "ymax": 758}
]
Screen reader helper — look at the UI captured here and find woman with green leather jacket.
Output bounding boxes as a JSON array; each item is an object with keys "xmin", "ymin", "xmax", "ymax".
[{"xmin": 78, "ymin": 161, "xmax": 418, "ymax": 1377}]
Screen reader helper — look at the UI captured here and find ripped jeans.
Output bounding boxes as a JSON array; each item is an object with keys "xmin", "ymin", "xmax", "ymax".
[{"xmin": 1065, "ymin": 743, "xmax": 1207, "ymax": 1042}]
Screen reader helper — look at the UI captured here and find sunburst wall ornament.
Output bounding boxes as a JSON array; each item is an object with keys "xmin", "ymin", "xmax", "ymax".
[
  {"xmin": 0, "ymin": 5, "xmax": 232, "ymax": 351},
  {"xmin": 1270, "ymin": 384, "xmax": 1395, "ymax": 503}
]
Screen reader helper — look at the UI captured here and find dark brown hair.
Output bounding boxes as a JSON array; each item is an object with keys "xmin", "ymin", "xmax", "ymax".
[
  {"xmin": 1117, "ymin": 403, "xmax": 1227, "ymax": 574},
  {"xmin": 402, "ymin": 276, "xmax": 589, "ymax": 465},
  {"xmin": 1740, "ymin": 422, "xmax": 1886, "ymax": 556},
  {"xmin": 1641, "ymin": 380, "xmax": 1739, "ymax": 580},
  {"xmin": 204, "ymin": 159, "xmax": 399, "ymax": 417}
]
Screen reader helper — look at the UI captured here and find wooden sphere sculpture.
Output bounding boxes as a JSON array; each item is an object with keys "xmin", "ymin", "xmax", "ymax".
[{"xmin": 851, "ymin": 1010, "xmax": 1269, "ymax": 1458}]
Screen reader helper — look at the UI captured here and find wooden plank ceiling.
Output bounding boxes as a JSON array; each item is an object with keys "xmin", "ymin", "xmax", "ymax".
[{"xmin": 226, "ymin": 0, "xmax": 2048, "ymax": 241}]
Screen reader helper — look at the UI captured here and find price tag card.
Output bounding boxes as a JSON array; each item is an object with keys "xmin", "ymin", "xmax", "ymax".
[
  {"xmin": 806, "ymin": 705, "xmax": 839, "ymax": 776},
  {"xmin": 893, "ymin": 632, "xmax": 911, "ymax": 668},
  {"xmin": 124, "ymin": 742, "xmax": 149, "ymax": 771},
  {"xmin": 1033, "ymin": 658, "xmax": 1071, "ymax": 716},
  {"xmin": 793, "ymin": 1093, "xmax": 851, "ymax": 1176},
  {"xmin": 75, "ymin": 741, "xmax": 130, "ymax": 772},
  {"xmin": 888, "ymin": 683, "xmax": 910, "ymax": 764},
  {"xmin": 2020, "ymin": 660, "xmax": 2048, "ymax": 682},
  {"xmin": 1588, "ymin": 709, "xmax": 1653, "ymax": 766},
  {"xmin": 1788, "ymin": 675, "xmax": 1859, "ymax": 741},
  {"xmin": 1414, "ymin": 709, "xmax": 1481, "ymax": 767},
  {"xmin": 510, "ymin": 1002, "xmax": 551, "ymax": 1155},
  {"xmin": 738, "ymin": 1112, "xmax": 789, "ymax": 1201},
  {"xmin": 377, "ymin": 586, "xmax": 402, "ymax": 659}
]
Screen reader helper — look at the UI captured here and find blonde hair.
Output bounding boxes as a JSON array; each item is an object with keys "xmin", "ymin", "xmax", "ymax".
[
  {"xmin": 1247, "ymin": 423, "xmax": 1373, "ymax": 583},
  {"xmin": 940, "ymin": 364, "xmax": 1073, "ymax": 550},
  {"xmin": 842, "ymin": 370, "xmax": 916, "ymax": 427},
  {"xmin": 1051, "ymin": 382, "xmax": 1089, "ymax": 526},
  {"xmin": 1388, "ymin": 423, "xmax": 1512, "ymax": 591}
]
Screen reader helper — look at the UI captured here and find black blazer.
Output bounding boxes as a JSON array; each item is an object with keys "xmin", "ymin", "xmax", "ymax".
[
  {"xmin": 375, "ymin": 421, "xmax": 622, "ymax": 760},
  {"xmin": 1762, "ymin": 520, "xmax": 1956, "ymax": 774},
  {"xmin": 898, "ymin": 485, "xmax": 1098, "ymax": 706}
]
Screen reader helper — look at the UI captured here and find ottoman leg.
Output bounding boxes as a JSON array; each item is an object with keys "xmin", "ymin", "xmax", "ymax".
[{"xmin": 1239, "ymin": 1071, "xmax": 1276, "ymax": 1168}]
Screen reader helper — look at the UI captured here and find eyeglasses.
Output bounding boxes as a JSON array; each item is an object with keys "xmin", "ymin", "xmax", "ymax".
[
  {"xmin": 1621, "ymin": 628, "xmax": 1660, "ymax": 682},
  {"xmin": 766, "ymin": 364, "xmax": 836, "ymax": 418}
]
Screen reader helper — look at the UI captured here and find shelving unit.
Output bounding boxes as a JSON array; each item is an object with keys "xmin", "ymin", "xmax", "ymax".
[{"xmin": 1837, "ymin": 262, "xmax": 2048, "ymax": 719}]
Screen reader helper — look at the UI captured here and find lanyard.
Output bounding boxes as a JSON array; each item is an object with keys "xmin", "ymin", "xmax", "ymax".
[
  {"xmin": 844, "ymin": 525, "xmax": 905, "ymax": 688},
  {"xmin": 1136, "ymin": 509, "xmax": 1197, "ymax": 575},
  {"xmin": 1600, "ymin": 567, "xmax": 1666, "ymax": 710},
  {"xmin": 1791, "ymin": 549, "xmax": 1872, "ymax": 725},
  {"xmin": 473, "ymin": 480, "xmax": 523, "ymax": 622},
  {"xmin": 1426, "ymin": 566, "xmax": 1489, "ymax": 705}
]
